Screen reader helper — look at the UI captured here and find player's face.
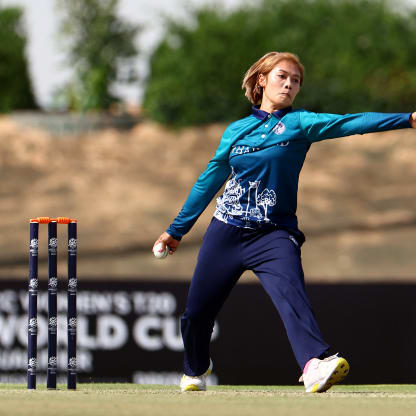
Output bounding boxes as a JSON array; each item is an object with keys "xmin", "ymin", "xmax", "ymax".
[{"xmin": 259, "ymin": 60, "xmax": 301, "ymax": 112}]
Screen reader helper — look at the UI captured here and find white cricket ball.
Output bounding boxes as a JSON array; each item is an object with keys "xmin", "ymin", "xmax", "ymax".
[{"xmin": 153, "ymin": 242, "xmax": 169, "ymax": 259}]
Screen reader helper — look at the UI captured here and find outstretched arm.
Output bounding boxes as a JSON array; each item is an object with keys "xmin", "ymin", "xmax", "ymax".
[
  {"xmin": 299, "ymin": 111, "xmax": 413, "ymax": 142},
  {"xmin": 411, "ymin": 112, "xmax": 416, "ymax": 128}
]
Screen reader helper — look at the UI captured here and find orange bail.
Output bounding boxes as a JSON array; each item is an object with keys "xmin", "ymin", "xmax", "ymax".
[
  {"xmin": 30, "ymin": 217, "xmax": 77, "ymax": 224},
  {"xmin": 30, "ymin": 217, "xmax": 51, "ymax": 224},
  {"xmin": 55, "ymin": 217, "xmax": 77, "ymax": 224}
]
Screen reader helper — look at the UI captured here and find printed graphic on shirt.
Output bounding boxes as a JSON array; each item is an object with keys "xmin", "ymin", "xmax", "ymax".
[
  {"xmin": 214, "ymin": 168, "xmax": 246, "ymax": 222},
  {"xmin": 214, "ymin": 168, "xmax": 277, "ymax": 224},
  {"xmin": 257, "ymin": 188, "xmax": 277, "ymax": 221}
]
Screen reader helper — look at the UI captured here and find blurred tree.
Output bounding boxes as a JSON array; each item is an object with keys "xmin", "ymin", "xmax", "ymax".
[
  {"xmin": 143, "ymin": 7, "xmax": 259, "ymax": 126},
  {"xmin": 143, "ymin": 0, "xmax": 416, "ymax": 126},
  {"xmin": 57, "ymin": 0, "xmax": 140, "ymax": 111},
  {"xmin": 0, "ymin": 6, "xmax": 37, "ymax": 112}
]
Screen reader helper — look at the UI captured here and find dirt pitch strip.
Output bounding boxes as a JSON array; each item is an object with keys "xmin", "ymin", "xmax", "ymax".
[{"xmin": 1, "ymin": 384, "xmax": 416, "ymax": 416}]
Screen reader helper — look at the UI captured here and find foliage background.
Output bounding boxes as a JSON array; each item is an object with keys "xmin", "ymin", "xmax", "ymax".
[
  {"xmin": 56, "ymin": 0, "xmax": 140, "ymax": 111},
  {"xmin": 143, "ymin": 0, "xmax": 416, "ymax": 126},
  {"xmin": 0, "ymin": 6, "xmax": 37, "ymax": 112}
]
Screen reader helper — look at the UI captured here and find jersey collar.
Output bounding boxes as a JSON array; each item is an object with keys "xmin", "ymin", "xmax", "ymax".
[{"xmin": 252, "ymin": 105, "xmax": 292, "ymax": 121}]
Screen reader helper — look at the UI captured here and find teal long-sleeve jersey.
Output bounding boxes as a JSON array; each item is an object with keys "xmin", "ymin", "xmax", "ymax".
[{"xmin": 166, "ymin": 107, "xmax": 412, "ymax": 240}]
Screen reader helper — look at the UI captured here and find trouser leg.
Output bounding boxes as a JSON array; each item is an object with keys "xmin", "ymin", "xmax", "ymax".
[
  {"xmin": 247, "ymin": 230, "xmax": 330, "ymax": 370},
  {"xmin": 181, "ymin": 219, "xmax": 244, "ymax": 376}
]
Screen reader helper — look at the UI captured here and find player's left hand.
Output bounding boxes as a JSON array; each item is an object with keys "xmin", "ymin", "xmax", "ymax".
[{"xmin": 411, "ymin": 112, "xmax": 416, "ymax": 128}]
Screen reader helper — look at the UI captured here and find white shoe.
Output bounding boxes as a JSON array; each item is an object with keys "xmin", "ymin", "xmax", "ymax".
[
  {"xmin": 301, "ymin": 354, "xmax": 349, "ymax": 393},
  {"xmin": 180, "ymin": 360, "xmax": 213, "ymax": 392}
]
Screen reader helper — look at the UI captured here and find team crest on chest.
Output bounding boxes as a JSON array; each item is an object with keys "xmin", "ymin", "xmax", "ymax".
[{"xmin": 272, "ymin": 121, "xmax": 286, "ymax": 135}]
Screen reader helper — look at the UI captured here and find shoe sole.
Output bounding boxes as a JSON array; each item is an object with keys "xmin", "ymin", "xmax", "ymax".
[
  {"xmin": 182, "ymin": 384, "xmax": 204, "ymax": 392},
  {"xmin": 311, "ymin": 357, "xmax": 350, "ymax": 393}
]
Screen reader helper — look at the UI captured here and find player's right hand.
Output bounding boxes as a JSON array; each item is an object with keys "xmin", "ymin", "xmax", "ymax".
[{"xmin": 153, "ymin": 232, "xmax": 180, "ymax": 255}]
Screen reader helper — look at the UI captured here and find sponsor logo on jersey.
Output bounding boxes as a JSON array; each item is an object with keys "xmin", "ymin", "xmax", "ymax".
[{"xmin": 273, "ymin": 121, "xmax": 286, "ymax": 135}]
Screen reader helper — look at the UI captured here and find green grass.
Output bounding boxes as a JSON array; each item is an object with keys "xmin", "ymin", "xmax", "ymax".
[{"xmin": 1, "ymin": 384, "xmax": 416, "ymax": 416}]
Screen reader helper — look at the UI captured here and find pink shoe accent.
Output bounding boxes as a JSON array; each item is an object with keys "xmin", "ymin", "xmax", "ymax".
[{"xmin": 303, "ymin": 358, "xmax": 314, "ymax": 374}]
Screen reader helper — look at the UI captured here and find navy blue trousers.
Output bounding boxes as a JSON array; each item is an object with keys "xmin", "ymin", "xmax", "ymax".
[{"xmin": 181, "ymin": 218, "xmax": 330, "ymax": 376}]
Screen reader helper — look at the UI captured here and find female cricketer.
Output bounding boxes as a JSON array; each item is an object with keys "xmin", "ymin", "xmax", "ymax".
[{"xmin": 153, "ymin": 52, "xmax": 416, "ymax": 393}]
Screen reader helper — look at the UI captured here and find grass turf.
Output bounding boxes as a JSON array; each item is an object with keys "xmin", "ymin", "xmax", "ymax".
[{"xmin": 1, "ymin": 384, "xmax": 416, "ymax": 416}]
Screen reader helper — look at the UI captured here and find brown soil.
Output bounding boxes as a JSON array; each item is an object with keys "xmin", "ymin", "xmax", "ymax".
[{"xmin": 0, "ymin": 116, "xmax": 415, "ymax": 282}]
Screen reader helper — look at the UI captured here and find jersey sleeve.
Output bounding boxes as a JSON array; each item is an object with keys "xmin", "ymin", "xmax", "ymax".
[
  {"xmin": 299, "ymin": 111, "xmax": 412, "ymax": 142},
  {"xmin": 166, "ymin": 129, "xmax": 233, "ymax": 240}
]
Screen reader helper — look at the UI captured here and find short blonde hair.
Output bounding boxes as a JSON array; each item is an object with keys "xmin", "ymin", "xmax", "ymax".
[{"xmin": 242, "ymin": 52, "xmax": 305, "ymax": 105}]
